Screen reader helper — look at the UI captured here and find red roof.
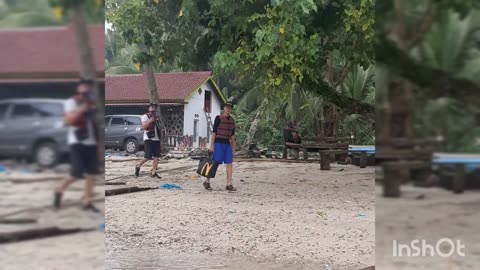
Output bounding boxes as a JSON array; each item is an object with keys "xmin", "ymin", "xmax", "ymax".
[
  {"xmin": 105, "ymin": 71, "xmax": 217, "ymax": 103},
  {"xmin": 0, "ymin": 25, "xmax": 104, "ymax": 78}
]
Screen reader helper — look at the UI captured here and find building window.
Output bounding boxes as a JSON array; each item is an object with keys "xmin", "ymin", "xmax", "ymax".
[{"xmin": 193, "ymin": 119, "xmax": 199, "ymax": 143}]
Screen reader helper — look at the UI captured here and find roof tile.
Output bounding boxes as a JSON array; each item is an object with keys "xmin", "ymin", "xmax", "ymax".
[
  {"xmin": 105, "ymin": 71, "xmax": 212, "ymax": 103},
  {"xmin": 0, "ymin": 25, "xmax": 104, "ymax": 75}
]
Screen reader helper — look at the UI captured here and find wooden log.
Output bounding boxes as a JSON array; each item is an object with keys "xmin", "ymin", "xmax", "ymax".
[
  {"xmin": 105, "ymin": 186, "xmax": 157, "ymax": 196},
  {"xmin": 8, "ymin": 175, "xmax": 65, "ymax": 184},
  {"xmin": 105, "ymin": 182, "xmax": 127, "ymax": 186},
  {"xmin": 383, "ymin": 163, "xmax": 403, "ymax": 197},
  {"xmin": 360, "ymin": 152, "xmax": 367, "ymax": 168},
  {"xmin": 0, "ymin": 218, "xmax": 37, "ymax": 224},
  {"xmin": 0, "ymin": 227, "xmax": 93, "ymax": 244},
  {"xmin": 0, "ymin": 197, "xmax": 104, "ymax": 220},
  {"xmin": 303, "ymin": 136, "xmax": 351, "ymax": 142},
  {"xmin": 320, "ymin": 152, "xmax": 331, "ymax": 170},
  {"xmin": 453, "ymin": 164, "xmax": 465, "ymax": 194},
  {"xmin": 358, "ymin": 267, "xmax": 375, "ymax": 270},
  {"xmin": 235, "ymin": 158, "xmax": 318, "ymax": 163}
]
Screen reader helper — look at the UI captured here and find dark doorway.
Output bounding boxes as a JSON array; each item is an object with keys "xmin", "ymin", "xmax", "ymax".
[{"xmin": 204, "ymin": 90, "xmax": 211, "ymax": 113}]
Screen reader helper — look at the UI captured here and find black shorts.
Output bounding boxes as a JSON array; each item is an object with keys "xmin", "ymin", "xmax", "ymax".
[
  {"xmin": 70, "ymin": 144, "xmax": 99, "ymax": 179},
  {"xmin": 144, "ymin": 140, "xmax": 161, "ymax": 159}
]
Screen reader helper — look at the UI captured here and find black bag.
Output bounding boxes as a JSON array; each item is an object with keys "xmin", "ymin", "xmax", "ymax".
[
  {"xmin": 196, "ymin": 156, "xmax": 219, "ymax": 178},
  {"xmin": 146, "ymin": 130, "xmax": 156, "ymax": 138},
  {"xmin": 74, "ymin": 128, "xmax": 89, "ymax": 141}
]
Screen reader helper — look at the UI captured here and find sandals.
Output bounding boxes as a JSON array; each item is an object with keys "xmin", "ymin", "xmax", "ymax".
[
  {"xmin": 203, "ymin": 182, "xmax": 212, "ymax": 190},
  {"xmin": 226, "ymin": 185, "xmax": 237, "ymax": 191},
  {"xmin": 53, "ymin": 192, "xmax": 62, "ymax": 209},
  {"xmin": 134, "ymin": 165, "xmax": 140, "ymax": 177},
  {"xmin": 150, "ymin": 172, "xmax": 162, "ymax": 179},
  {"xmin": 82, "ymin": 203, "xmax": 101, "ymax": 213}
]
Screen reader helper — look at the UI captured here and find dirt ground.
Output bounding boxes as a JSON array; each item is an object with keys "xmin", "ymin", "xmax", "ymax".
[
  {"xmin": 376, "ymin": 184, "xmax": 480, "ymax": 270},
  {"xmin": 105, "ymin": 157, "xmax": 375, "ymax": 270},
  {"xmin": 0, "ymin": 161, "xmax": 105, "ymax": 270}
]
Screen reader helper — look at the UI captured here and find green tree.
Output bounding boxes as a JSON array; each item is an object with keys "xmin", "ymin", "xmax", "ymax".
[
  {"xmin": 208, "ymin": 0, "xmax": 375, "ymax": 117},
  {"xmin": 49, "ymin": 0, "xmax": 105, "ymax": 159}
]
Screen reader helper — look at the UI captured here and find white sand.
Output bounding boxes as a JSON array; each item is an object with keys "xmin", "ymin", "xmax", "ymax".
[
  {"xmin": 376, "ymin": 185, "xmax": 480, "ymax": 269},
  {"xmin": 0, "ymin": 175, "xmax": 105, "ymax": 270},
  {"xmin": 105, "ymin": 159, "xmax": 375, "ymax": 269}
]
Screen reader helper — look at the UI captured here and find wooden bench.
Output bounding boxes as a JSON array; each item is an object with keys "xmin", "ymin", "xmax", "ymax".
[
  {"xmin": 432, "ymin": 153, "xmax": 480, "ymax": 194},
  {"xmin": 282, "ymin": 135, "xmax": 351, "ymax": 165}
]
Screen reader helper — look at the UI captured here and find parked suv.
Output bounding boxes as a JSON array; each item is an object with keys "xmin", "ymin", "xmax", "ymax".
[
  {"xmin": 0, "ymin": 98, "xmax": 69, "ymax": 167},
  {"xmin": 105, "ymin": 115, "xmax": 144, "ymax": 154}
]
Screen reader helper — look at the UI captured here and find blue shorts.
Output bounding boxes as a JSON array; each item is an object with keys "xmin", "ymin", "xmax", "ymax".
[{"xmin": 212, "ymin": 143, "xmax": 233, "ymax": 164}]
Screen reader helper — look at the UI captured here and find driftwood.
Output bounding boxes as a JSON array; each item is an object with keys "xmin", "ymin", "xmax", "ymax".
[
  {"xmin": 106, "ymin": 157, "xmax": 143, "ymax": 162},
  {"xmin": 105, "ymin": 165, "xmax": 197, "ymax": 182},
  {"xmin": 105, "ymin": 182, "xmax": 127, "ymax": 186},
  {"xmin": 0, "ymin": 218, "xmax": 37, "ymax": 224},
  {"xmin": 7, "ymin": 175, "xmax": 65, "ymax": 184},
  {"xmin": 105, "ymin": 187, "xmax": 157, "ymax": 196},
  {"xmin": 0, "ymin": 197, "xmax": 104, "ymax": 219},
  {"xmin": 0, "ymin": 227, "xmax": 94, "ymax": 244},
  {"xmin": 235, "ymin": 158, "xmax": 317, "ymax": 163}
]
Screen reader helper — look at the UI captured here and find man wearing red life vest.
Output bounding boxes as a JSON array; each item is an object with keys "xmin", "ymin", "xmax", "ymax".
[{"xmin": 203, "ymin": 102, "xmax": 237, "ymax": 191}]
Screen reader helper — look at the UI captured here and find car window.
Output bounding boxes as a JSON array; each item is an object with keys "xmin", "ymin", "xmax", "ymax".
[
  {"xmin": 34, "ymin": 103, "xmax": 64, "ymax": 117},
  {"xmin": 110, "ymin": 117, "xmax": 125, "ymax": 126},
  {"xmin": 0, "ymin": 104, "xmax": 9, "ymax": 120},
  {"xmin": 105, "ymin": 117, "xmax": 111, "ymax": 126},
  {"xmin": 125, "ymin": 117, "xmax": 141, "ymax": 125},
  {"xmin": 11, "ymin": 104, "xmax": 37, "ymax": 119}
]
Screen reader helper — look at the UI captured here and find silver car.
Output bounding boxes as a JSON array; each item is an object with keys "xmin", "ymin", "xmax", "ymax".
[
  {"xmin": 0, "ymin": 98, "xmax": 69, "ymax": 167},
  {"xmin": 105, "ymin": 115, "xmax": 144, "ymax": 154}
]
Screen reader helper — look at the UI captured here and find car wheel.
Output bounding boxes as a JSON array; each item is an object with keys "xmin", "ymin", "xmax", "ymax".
[
  {"xmin": 35, "ymin": 142, "xmax": 59, "ymax": 167},
  {"xmin": 124, "ymin": 138, "xmax": 139, "ymax": 154}
]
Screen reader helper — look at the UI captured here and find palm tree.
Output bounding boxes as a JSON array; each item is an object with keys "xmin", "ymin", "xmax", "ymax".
[
  {"xmin": 336, "ymin": 64, "xmax": 375, "ymax": 144},
  {"xmin": 410, "ymin": 9, "xmax": 480, "ymax": 152},
  {"xmin": 338, "ymin": 65, "xmax": 375, "ymax": 104}
]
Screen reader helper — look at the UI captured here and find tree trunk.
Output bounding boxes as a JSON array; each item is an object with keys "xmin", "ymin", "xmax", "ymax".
[
  {"xmin": 322, "ymin": 102, "xmax": 337, "ymax": 138},
  {"xmin": 144, "ymin": 61, "xmax": 167, "ymax": 145},
  {"xmin": 144, "ymin": 61, "xmax": 160, "ymax": 105},
  {"xmin": 242, "ymin": 98, "xmax": 268, "ymax": 150},
  {"xmin": 70, "ymin": 5, "xmax": 104, "ymax": 171}
]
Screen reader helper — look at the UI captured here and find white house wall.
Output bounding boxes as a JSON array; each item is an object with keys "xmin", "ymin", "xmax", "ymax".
[{"xmin": 183, "ymin": 81, "xmax": 222, "ymax": 148}]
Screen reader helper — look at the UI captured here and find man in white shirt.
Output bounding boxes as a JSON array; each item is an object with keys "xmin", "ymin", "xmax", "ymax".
[
  {"xmin": 53, "ymin": 79, "xmax": 100, "ymax": 212},
  {"xmin": 134, "ymin": 103, "xmax": 162, "ymax": 178}
]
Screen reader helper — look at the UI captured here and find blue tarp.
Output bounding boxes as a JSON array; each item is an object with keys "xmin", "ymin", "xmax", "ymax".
[
  {"xmin": 349, "ymin": 145, "xmax": 375, "ymax": 154},
  {"xmin": 160, "ymin": 183, "xmax": 183, "ymax": 190},
  {"xmin": 433, "ymin": 156, "xmax": 480, "ymax": 172},
  {"xmin": 432, "ymin": 158, "xmax": 480, "ymax": 165}
]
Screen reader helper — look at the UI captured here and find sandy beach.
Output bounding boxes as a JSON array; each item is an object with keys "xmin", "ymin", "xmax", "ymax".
[
  {"xmin": 105, "ymin": 157, "xmax": 375, "ymax": 270},
  {"xmin": 0, "ymin": 161, "xmax": 105, "ymax": 270},
  {"xmin": 376, "ymin": 185, "xmax": 480, "ymax": 269}
]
